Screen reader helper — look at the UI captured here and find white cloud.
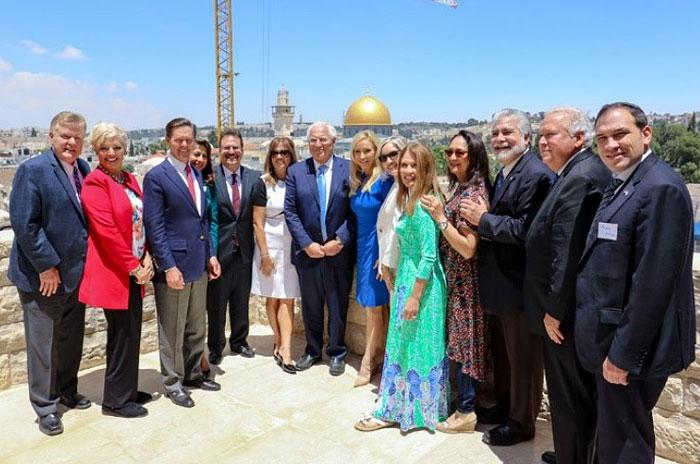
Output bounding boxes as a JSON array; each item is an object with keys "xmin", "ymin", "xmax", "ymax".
[
  {"xmin": 123, "ymin": 81, "xmax": 137, "ymax": 91},
  {"xmin": 0, "ymin": 58, "xmax": 12, "ymax": 72},
  {"xmin": 105, "ymin": 80, "xmax": 138, "ymax": 93},
  {"xmin": 20, "ymin": 40, "xmax": 47, "ymax": 55},
  {"xmin": 54, "ymin": 45, "xmax": 85, "ymax": 60},
  {"xmin": 0, "ymin": 71, "xmax": 166, "ymax": 129},
  {"xmin": 106, "ymin": 81, "xmax": 119, "ymax": 93}
]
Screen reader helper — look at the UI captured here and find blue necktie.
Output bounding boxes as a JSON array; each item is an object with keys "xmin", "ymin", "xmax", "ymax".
[
  {"xmin": 317, "ymin": 164, "xmax": 328, "ymax": 241},
  {"xmin": 492, "ymin": 170, "xmax": 504, "ymax": 199}
]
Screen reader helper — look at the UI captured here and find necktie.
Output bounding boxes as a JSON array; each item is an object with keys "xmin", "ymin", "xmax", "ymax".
[
  {"xmin": 590, "ymin": 177, "xmax": 624, "ymax": 230},
  {"xmin": 317, "ymin": 164, "xmax": 328, "ymax": 240},
  {"xmin": 492, "ymin": 170, "xmax": 504, "ymax": 199},
  {"xmin": 231, "ymin": 173, "xmax": 241, "ymax": 217},
  {"xmin": 72, "ymin": 165, "xmax": 82, "ymax": 197},
  {"xmin": 184, "ymin": 163, "xmax": 196, "ymax": 204}
]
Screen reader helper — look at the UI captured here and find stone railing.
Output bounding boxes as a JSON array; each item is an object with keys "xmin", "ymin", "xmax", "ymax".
[{"xmin": 0, "ymin": 229, "xmax": 697, "ymax": 463}]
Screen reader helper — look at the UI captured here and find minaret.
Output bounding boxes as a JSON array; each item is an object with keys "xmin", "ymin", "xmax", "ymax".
[{"xmin": 272, "ymin": 86, "xmax": 295, "ymax": 136}]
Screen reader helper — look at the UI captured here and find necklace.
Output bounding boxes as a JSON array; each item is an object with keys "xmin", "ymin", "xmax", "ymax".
[{"xmin": 97, "ymin": 165, "xmax": 125, "ymax": 184}]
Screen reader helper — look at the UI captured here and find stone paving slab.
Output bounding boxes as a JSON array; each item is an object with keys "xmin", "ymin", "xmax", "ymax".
[{"xmin": 0, "ymin": 325, "xmax": 675, "ymax": 464}]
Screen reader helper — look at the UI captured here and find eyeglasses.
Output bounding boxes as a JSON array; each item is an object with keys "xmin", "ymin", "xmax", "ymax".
[
  {"xmin": 271, "ymin": 150, "xmax": 291, "ymax": 157},
  {"xmin": 445, "ymin": 149, "xmax": 469, "ymax": 157},
  {"xmin": 309, "ymin": 137, "xmax": 332, "ymax": 145},
  {"xmin": 378, "ymin": 151, "xmax": 400, "ymax": 162}
]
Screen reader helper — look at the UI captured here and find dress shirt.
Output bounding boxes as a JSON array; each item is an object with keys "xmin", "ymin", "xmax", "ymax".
[
  {"xmin": 222, "ymin": 165, "xmax": 243, "ymax": 207},
  {"xmin": 613, "ymin": 150, "xmax": 652, "ymax": 193},
  {"xmin": 313, "ymin": 156, "xmax": 334, "ymax": 212},
  {"xmin": 556, "ymin": 148, "xmax": 587, "ymax": 176},
  {"xmin": 501, "ymin": 150, "xmax": 527, "ymax": 179},
  {"xmin": 58, "ymin": 157, "xmax": 83, "ymax": 200},
  {"xmin": 167, "ymin": 154, "xmax": 201, "ymax": 216}
]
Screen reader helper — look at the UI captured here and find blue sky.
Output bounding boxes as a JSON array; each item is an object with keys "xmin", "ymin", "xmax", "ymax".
[{"xmin": 0, "ymin": 0, "xmax": 698, "ymax": 130}]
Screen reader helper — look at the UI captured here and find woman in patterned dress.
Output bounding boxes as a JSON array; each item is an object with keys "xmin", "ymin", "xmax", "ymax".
[
  {"xmin": 355, "ymin": 141, "xmax": 449, "ymax": 432},
  {"xmin": 421, "ymin": 130, "xmax": 492, "ymax": 433}
]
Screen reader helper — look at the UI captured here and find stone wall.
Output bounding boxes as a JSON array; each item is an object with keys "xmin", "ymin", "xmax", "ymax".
[{"xmin": 0, "ymin": 229, "xmax": 698, "ymax": 462}]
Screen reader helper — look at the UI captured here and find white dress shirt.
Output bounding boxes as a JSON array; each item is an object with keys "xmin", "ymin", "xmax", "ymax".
[
  {"xmin": 167, "ymin": 154, "xmax": 201, "ymax": 216},
  {"xmin": 222, "ymin": 165, "xmax": 243, "ymax": 206},
  {"xmin": 313, "ymin": 156, "xmax": 334, "ymax": 212}
]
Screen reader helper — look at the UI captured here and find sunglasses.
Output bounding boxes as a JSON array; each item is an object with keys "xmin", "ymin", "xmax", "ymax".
[
  {"xmin": 378, "ymin": 151, "xmax": 400, "ymax": 162},
  {"xmin": 445, "ymin": 149, "xmax": 469, "ymax": 157},
  {"xmin": 271, "ymin": 150, "xmax": 291, "ymax": 157}
]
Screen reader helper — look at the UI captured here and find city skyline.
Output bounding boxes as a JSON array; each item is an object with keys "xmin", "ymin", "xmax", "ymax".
[{"xmin": 0, "ymin": 0, "xmax": 698, "ymax": 130}]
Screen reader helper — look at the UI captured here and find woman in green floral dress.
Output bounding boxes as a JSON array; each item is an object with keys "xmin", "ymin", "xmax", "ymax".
[{"xmin": 355, "ymin": 141, "xmax": 449, "ymax": 433}]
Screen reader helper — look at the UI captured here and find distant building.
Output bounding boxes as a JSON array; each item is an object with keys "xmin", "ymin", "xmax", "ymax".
[
  {"xmin": 272, "ymin": 87, "xmax": 295, "ymax": 137},
  {"xmin": 343, "ymin": 94, "xmax": 392, "ymax": 137}
]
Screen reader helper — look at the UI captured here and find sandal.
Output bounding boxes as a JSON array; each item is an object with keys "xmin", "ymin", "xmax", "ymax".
[{"xmin": 354, "ymin": 414, "xmax": 395, "ymax": 432}]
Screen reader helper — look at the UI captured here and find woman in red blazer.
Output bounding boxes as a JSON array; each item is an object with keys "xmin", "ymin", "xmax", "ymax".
[{"xmin": 79, "ymin": 123, "xmax": 154, "ymax": 419}]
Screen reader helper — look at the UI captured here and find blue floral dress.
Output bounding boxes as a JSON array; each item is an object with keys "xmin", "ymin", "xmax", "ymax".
[{"xmin": 372, "ymin": 203, "xmax": 449, "ymax": 431}]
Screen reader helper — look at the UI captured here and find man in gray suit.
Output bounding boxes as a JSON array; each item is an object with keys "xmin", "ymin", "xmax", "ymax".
[{"xmin": 8, "ymin": 111, "xmax": 91, "ymax": 435}]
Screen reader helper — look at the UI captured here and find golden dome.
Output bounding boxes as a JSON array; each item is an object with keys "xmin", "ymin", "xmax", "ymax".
[{"xmin": 344, "ymin": 95, "xmax": 392, "ymax": 126}]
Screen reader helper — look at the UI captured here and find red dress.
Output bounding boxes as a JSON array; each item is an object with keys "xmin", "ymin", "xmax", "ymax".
[{"xmin": 439, "ymin": 180, "xmax": 490, "ymax": 380}]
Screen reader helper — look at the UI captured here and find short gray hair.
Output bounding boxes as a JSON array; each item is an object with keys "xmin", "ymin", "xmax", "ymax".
[
  {"xmin": 307, "ymin": 121, "xmax": 337, "ymax": 140},
  {"xmin": 547, "ymin": 107, "xmax": 594, "ymax": 148},
  {"xmin": 492, "ymin": 108, "xmax": 532, "ymax": 139},
  {"xmin": 90, "ymin": 122, "xmax": 128, "ymax": 151}
]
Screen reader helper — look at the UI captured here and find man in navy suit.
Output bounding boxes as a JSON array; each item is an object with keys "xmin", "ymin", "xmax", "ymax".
[
  {"xmin": 8, "ymin": 111, "xmax": 91, "ymax": 435},
  {"xmin": 524, "ymin": 107, "xmax": 611, "ymax": 464},
  {"xmin": 576, "ymin": 102, "xmax": 696, "ymax": 463},
  {"xmin": 461, "ymin": 109, "xmax": 553, "ymax": 446},
  {"xmin": 206, "ymin": 128, "xmax": 261, "ymax": 363},
  {"xmin": 143, "ymin": 118, "xmax": 221, "ymax": 408},
  {"xmin": 284, "ymin": 121, "xmax": 355, "ymax": 375}
]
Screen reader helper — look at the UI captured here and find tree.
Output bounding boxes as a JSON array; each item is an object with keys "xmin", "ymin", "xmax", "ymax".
[
  {"xmin": 30, "ymin": 127, "xmax": 38, "ymax": 137},
  {"xmin": 432, "ymin": 145, "xmax": 447, "ymax": 176},
  {"xmin": 652, "ymin": 122, "xmax": 700, "ymax": 183},
  {"xmin": 688, "ymin": 112, "xmax": 697, "ymax": 133},
  {"xmin": 128, "ymin": 140, "xmax": 135, "ymax": 157},
  {"xmin": 207, "ymin": 130, "xmax": 218, "ymax": 147}
]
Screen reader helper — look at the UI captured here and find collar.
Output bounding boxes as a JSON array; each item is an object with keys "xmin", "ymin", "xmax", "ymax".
[
  {"xmin": 313, "ymin": 155, "xmax": 334, "ymax": 172},
  {"xmin": 167, "ymin": 153, "xmax": 188, "ymax": 172},
  {"xmin": 222, "ymin": 164, "xmax": 241, "ymax": 180},
  {"xmin": 557, "ymin": 147, "xmax": 587, "ymax": 176},
  {"xmin": 614, "ymin": 149, "xmax": 652, "ymax": 183},
  {"xmin": 501, "ymin": 149, "xmax": 527, "ymax": 179}
]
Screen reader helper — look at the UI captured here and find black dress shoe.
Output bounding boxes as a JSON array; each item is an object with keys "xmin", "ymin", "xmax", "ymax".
[
  {"xmin": 208, "ymin": 351, "xmax": 223, "ymax": 365},
  {"xmin": 134, "ymin": 391, "xmax": 153, "ymax": 404},
  {"xmin": 541, "ymin": 451, "xmax": 557, "ymax": 464},
  {"xmin": 102, "ymin": 402, "xmax": 148, "ymax": 418},
  {"xmin": 232, "ymin": 345, "xmax": 255, "ymax": 358},
  {"xmin": 295, "ymin": 354, "xmax": 321, "ymax": 371},
  {"xmin": 60, "ymin": 393, "xmax": 92, "ymax": 410},
  {"xmin": 166, "ymin": 389, "xmax": 195, "ymax": 408},
  {"xmin": 329, "ymin": 356, "xmax": 346, "ymax": 376},
  {"xmin": 38, "ymin": 413, "xmax": 63, "ymax": 436},
  {"xmin": 183, "ymin": 377, "xmax": 221, "ymax": 391},
  {"xmin": 482, "ymin": 424, "xmax": 534, "ymax": 446}
]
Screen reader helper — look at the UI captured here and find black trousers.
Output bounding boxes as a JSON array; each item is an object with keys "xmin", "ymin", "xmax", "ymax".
[
  {"xmin": 544, "ymin": 330, "xmax": 597, "ymax": 464},
  {"xmin": 595, "ymin": 374, "xmax": 666, "ymax": 464},
  {"xmin": 207, "ymin": 252, "xmax": 252, "ymax": 354},
  {"xmin": 20, "ymin": 290, "xmax": 85, "ymax": 417},
  {"xmin": 296, "ymin": 258, "xmax": 353, "ymax": 359},
  {"xmin": 102, "ymin": 279, "xmax": 143, "ymax": 409}
]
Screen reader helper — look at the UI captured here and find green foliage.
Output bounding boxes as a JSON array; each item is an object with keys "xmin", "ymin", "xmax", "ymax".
[
  {"xmin": 207, "ymin": 130, "xmax": 218, "ymax": 147},
  {"xmin": 652, "ymin": 122, "xmax": 700, "ymax": 183},
  {"xmin": 147, "ymin": 139, "xmax": 168, "ymax": 154},
  {"xmin": 432, "ymin": 145, "xmax": 447, "ymax": 176},
  {"xmin": 122, "ymin": 163, "xmax": 135, "ymax": 173}
]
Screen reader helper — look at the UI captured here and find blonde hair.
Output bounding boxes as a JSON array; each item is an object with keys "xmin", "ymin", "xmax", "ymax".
[
  {"xmin": 349, "ymin": 130, "xmax": 382, "ymax": 195},
  {"xmin": 90, "ymin": 122, "xmax": 128, "ymax": 151},
  {"xmin": 50, "ymin": 111, "xmax": 86, "ymax": 133},
  {"xmin": 397, "ymin": 141, "xmax": 443, "ymax": 215}
]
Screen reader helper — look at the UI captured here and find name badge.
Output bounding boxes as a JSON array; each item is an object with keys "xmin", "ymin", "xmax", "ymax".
[{"xmin": 598, "ymin": 222, "xmax": 618, "ymax": 241}]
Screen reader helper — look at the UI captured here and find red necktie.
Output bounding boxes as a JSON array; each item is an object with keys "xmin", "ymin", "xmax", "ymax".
[
  {"xmin": 231, "ymin": 173, "xmax": 241, "ymax": 217},
  {"xmin": 185, "ymin": 163, "xmax": 196, "ymax": 204}
]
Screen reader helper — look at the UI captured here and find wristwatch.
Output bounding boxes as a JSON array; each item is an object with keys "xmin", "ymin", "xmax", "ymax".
[{"xmin": 438, "ymin": 219, "xmax": 449, "ymax": 231}]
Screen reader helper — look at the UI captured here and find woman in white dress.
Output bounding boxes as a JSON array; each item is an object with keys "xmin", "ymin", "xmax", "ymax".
[{"xmin": 251, "ymin": 136, "xmax": 301, "ymax": 374}]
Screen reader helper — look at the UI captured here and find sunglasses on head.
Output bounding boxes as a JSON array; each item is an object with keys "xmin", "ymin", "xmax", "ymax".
[{"xmin": 378, "ymin": 151, "xmax": 400, "ymax": 162}]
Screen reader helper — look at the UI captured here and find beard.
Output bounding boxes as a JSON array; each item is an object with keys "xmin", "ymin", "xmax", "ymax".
[{"xmin": 495, "ymin": 140, "xmax": 528, "ymax": 164}]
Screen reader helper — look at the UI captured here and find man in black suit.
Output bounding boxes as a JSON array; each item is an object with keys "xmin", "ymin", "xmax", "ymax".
[
  {"xmin": 207, "ymin": 128, "xmax": 261, "ymax": 363},
  {"xmin": 576, "ymin": 102, "xmax": 695, "ymax": 464},
  {"xmin": 460, "ymin": 108, "xmax": 553, "ymax": 446},
  {"xmin": 8, "ymin": 111, "xmax": 91, "ymax": 435},
  {"xmin": 524, "ymin": 107, "xmax": 611, "ymax": 464}
]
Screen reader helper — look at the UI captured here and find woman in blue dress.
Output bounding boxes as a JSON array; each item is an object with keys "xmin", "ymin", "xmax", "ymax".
[{"xmin": 349, "ymin": 130, "xmax": 394, "ymax": 387}]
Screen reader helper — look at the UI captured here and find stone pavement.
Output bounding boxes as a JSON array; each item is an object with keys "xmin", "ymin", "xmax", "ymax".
[{"xmin": 0, "ymin": 325, "xmax": 675, "ymax": 464}]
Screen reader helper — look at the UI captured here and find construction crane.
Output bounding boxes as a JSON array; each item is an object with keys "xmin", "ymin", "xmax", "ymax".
[
  {"xmin": 213, "ymin": 0, "xmax": 457, "ymax": 137},
  {"xmin": 214, "ymin": 0, "xmax": 235, "ymax": 137}
]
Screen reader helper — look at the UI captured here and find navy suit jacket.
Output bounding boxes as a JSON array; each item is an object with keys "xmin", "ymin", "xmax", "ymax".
[
  {"xmin": 143, "ymin": 158, "xmax": 212, "ymax": 283},
  {"xmin": 478, "ymin": 149, "xmax": 554, "ymax": 315},
  {"xmin": 575, "ymin": 153, "xmax": 696, "ymax": 379},
  {"xmin": 524, "ymin": 149, "xmax": 611, "ymax": 335},
  {"xmin": 284, "ymin": 156, "xmax": 355, "ymax": 267},
  {"xmin": 214, "ymin": 164, "xmax": 261, "ymax": 266},
  {"xmin": 8, "ymin": 150, "xmax": 90, "ymax": 294}
]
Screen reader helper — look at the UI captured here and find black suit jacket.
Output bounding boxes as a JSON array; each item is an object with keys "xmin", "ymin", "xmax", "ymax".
[
  {"xmin": 523, "ymin": 149, "xmax": 611, "ymax": 335},
  {"xmin": 214, "ymin": 164, "xmax": 261, "ymax": 266},
  {"xmin": 478, "ymin": 149, "xmax": 554, "ymax": 315},
  {"xmin": 575, "ymin": 152, "xmax": 696, "ymax": 379}
]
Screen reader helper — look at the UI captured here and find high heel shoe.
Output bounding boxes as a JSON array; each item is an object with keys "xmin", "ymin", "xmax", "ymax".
[
  {"xmin": 279, "ymin": 357, "xmax": 297, "ymax": 375},
  {"xmin": 272, "ymin": 345, "xmax": 282, "ymax": 365}
]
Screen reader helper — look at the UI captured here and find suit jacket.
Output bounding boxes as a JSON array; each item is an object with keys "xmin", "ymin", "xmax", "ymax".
[
  {"xmin": 523, "ymin": 149, "xmax": 611, "ymax": 335},
  {"xmin": 143, "ymin": 158, "xmax": 212, "ymax": 283},
  {"xmin": 8, "ymin": 150, "xmax": 90, "ymax": 294},
  {"xmin": 213, "ymin": 164, "xmax": 260, "ymax": 266},
  {"xmin": 575, "ymin": 152, "xmax": 696, "ymax": 379},
  {"xmin": 478, "ymin": 149, "xmax": 554, "ymax": 315},
  {"xmin": 284, "ymin": 156, "xmax": 355, "ymax": 267},
  {"xmin": 79, "ymin": 169, "xmax": 145, "ymax": 309}
]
